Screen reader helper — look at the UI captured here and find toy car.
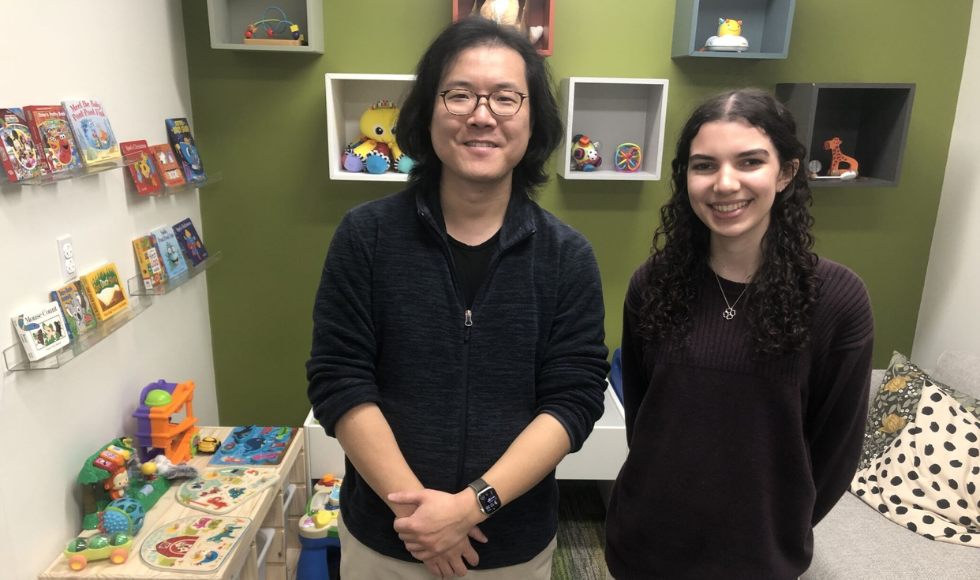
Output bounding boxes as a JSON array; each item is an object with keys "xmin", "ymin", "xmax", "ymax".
[
  {"xmin": 197, "ymin": 436, "xmax": 220, "ymax": 454},
  {"xmin": 63, "ymin": 532, "xmax": 133, "ymax": 571}
]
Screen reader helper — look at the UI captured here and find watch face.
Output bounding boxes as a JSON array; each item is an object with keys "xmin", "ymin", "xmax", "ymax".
[{"xmin": 478, "ymin": 487, "xmax": 501, "ymax": 515}]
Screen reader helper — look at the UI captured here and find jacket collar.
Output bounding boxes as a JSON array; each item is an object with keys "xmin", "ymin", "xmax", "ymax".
[{"xmin": 415, "ymin": 185, "xmax": 536, "ymax": 250}]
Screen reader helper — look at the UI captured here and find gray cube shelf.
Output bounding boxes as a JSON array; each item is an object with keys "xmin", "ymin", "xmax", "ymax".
[
  {"xmin": 206, "ymin": 0, "xmax": 323, "ymax": 53},
  {"xmin": 672, "ymin": 0, "xmax": 796, "ymax": 59},
  {"xmin": 776, "ymin": 83, "xmax": 915, "ymax": 188}
]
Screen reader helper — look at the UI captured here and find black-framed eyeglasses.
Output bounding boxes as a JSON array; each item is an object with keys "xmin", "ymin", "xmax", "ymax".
[{"xmin": 438, "ymin": 89, "xmax": 528, "ymax": 117}]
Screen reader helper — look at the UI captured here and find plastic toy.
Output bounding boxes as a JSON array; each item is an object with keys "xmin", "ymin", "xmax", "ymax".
[
  {"xmin": 150, "ymin": 454, "xmax": 200, "ymax": 480},
  {"xmin": 243, "ymin": 6, "xmax": 306, "ymax": 45},
  {"xmin": 570, "ymin": 134, "xmax": 602, "ymax": 172},
  {"xmin": 197, "ymin": 436, "xmax": 219, "ymax": 454},
  {"xmin": 472, "ymin": 0, "xmax": 544, "ymax": 45},
  {"xmin": 63, "ymin": 532, "xmax": 133, "ymax": 571},
  {"xmin": 77, "ymin": 438, "xmax": 172, "ymax": 531},
  {"xmin": 132, "ymin": 379, "xmax": 201, "ymax": 464},
  {"xmin": 823, "ymin": 137, "xmax": 859, "ymax": 177},
  {"xmin": 704, "ymin": 18, "xmax": 749, "ymax": 52},
  {"xmin": 98, "ymin": 497, "xmax": 146, "ymax": 536},
  {"xmin": 614, "ymin": 143, "xmax": 642, "ymax": 173},
  {"xmin": 342, "ymin": 101, "xmax": 414, "ymax": 175},
  {"xmin": 104, "ymin": 468, "xmax": 129, "ymax": 500},
  {"xmin": 297, "ymin": 475, "xmax": 342, "ymax": 580}
]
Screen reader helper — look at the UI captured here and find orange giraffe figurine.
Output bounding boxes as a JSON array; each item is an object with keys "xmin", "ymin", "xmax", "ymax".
[{"xmin": 823, "ymin": 137, "xmax": 858, "ymax": 176}]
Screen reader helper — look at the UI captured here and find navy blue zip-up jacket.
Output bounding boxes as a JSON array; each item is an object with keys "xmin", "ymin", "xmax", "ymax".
[{"xmin": 306, "ymin": 187, "xmax": 610, "ymax": 568}]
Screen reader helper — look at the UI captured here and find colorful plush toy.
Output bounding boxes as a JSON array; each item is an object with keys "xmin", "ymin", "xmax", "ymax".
[
  {"xmin": 704, "ymin": 18, "xmax": 749, "ymax": 52},
  {"xmin": 570, "ymin": 134, "xmax": 602, "ymax": 172},
  {"xmin": 342, "ymin": 101, "xmax": 414, "ymax": 175},
  {"xmin": 472, "ymin": 0, "xmax": 544, "ymax": 45}
]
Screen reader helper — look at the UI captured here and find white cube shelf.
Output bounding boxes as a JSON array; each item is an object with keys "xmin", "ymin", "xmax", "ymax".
[
  {"xmin": 558, "ymin": 78, "xmax": 669, "ymax": 181},
  {"xmin": 555, "ymin": 386, "xmax": 628, "ymax": 480},
  {"xmin": 206, "ymin": 0, "xmax": 323, "ymax": 53},
  {"xmin": 304, "ymin": 384, "xmax": 627, "ymax": 483},
  {"xmin": 304, "ymin": 409, "xmax": 347, "ymax": 484},
  {"xmin": 325, "ymin": 73, "xmax": 416, "ymax": 182}
]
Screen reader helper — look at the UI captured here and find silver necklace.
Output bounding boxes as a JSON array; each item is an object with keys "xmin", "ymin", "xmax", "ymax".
[{"xmin": 713, "ymin": 270, "xmax": 749, "ymax": 320}]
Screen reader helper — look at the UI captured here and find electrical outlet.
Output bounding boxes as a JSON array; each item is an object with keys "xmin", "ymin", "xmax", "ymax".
[{"xmin": 57, "ymin": 236, "xmax": 76, "ymax": 282}]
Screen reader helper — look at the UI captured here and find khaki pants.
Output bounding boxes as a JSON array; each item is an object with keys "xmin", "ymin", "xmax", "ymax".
[{"xmin": 339, "ymin": 514, "xmax": 557, "ymax": 580}]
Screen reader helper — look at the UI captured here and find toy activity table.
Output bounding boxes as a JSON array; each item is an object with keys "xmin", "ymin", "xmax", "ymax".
[{"xmin": 40, "ymin": 426, "xmax": 309, "ymax": 580}]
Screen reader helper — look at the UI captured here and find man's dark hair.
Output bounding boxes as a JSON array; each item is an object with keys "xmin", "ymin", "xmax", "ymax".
[{"xmin": 398, "ymin": 17, "xmax": 563, "ymax": 198}]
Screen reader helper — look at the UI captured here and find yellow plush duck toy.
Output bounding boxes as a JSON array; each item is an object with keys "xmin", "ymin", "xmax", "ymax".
[{"xmin": 704, "ymin": 18, "xmax": 749, "ymax": 52}]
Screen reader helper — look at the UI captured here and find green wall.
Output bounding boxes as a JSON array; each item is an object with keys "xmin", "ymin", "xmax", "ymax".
[{"xmin": 180, "ymin": 1, "xmax": 974, "ymax": 425}]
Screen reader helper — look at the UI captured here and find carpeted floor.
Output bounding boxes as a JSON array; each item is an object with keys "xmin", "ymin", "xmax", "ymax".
[{"xmin": 552, "ymin": 481, "xmax": 609, "ymax": 580}]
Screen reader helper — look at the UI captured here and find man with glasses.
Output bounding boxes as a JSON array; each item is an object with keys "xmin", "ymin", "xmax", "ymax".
[{"xmin": 307, "ymin": 17, "xmax": 609, "ymax": 580}]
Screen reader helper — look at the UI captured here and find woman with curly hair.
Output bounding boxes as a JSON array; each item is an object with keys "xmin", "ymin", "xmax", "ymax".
[{"xmin": 604, "ymin": 89, "xmax": 875, "ymax": 580}]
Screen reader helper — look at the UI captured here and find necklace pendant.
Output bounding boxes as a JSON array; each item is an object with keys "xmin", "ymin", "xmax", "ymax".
[{"xmin": 723, "ymin": 306, "xmax": 736, "ymax": 320}]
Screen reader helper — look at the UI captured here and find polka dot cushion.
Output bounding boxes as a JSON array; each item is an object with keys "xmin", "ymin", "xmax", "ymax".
[
  {"xmin": 859, "ymin": 352, "xmax": 980, "ymax": 470},
  {"xmin": 851, "ymin": 381, "xmax": 980, "ymax": 546}
]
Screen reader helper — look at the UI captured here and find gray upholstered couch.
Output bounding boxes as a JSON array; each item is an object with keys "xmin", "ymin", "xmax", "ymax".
[{"xmin": 803, "ymin": 350, "xmax": 980, "ymax": 579}]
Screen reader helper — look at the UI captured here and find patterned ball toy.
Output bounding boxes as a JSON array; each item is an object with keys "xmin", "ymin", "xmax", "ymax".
[
  {"xmin": 614, "ymin": 143, "xmax": 642, "ymax": 173},
  {"xmin": 98, "ymin": 497, "xmax": 146, "ymax": 536}
]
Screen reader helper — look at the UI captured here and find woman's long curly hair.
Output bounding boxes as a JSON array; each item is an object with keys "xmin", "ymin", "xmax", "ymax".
[{"xmin": 640, "ymin": 88, "xmax": 819, "ymax": 358}]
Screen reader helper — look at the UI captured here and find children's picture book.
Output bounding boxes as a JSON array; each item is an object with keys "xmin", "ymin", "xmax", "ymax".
[
  {"xmin": 79, "ymin": 263, "xmax": 130, "ymax": 322},
  {"xmin": 140, "ymin": 515, "xmax": 251, "ymax": 573},
  {"xmin": 209, "ymin": 426, "xmax": 297, "ymax": 467},
  {"xmin": 121, "ymin": 141, "xmax": 162, "ymax": 195},
  {"xmin": 151, "ymin": 225, "xmax": 188, "ymax": 279},
  {"xmin": 11, "ymin": 302, "xmax": 70, "ymax": 361},
  {"xmin": 61, "ymin": 99, "xmax": 121, "ymax": 166},
  {"xmin": 165, "ymin": 118, "xmax": 206, "ymax": 183},
  {"xmin": 150, "ymin": 143, "xmax": 186, "ymax": 188},
  {"xmin": 0, "ymin": 108, "xmax": 43, "ymax": 182},
  {"xmin": 177, "ymin": 468, "xmax": 280, "ymax": 514},
  {"xmin": 51, "ymin": 281, "xmax": 96, "ymax": 339},
  {"xmin": 172, "ymin": 218, "xmax": 209, "ymax": 266},
  {"xmin": 133, "ymin": 235, "xmax": 167, "ymax": 290},
  {"xmin": 23, "ymin": 105, "xmax": 83, "ymax": 175}
]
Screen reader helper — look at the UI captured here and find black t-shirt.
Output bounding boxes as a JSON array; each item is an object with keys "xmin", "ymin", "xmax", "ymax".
[{"xmin": 448, "ymin": 231, "xmax": 500, "ymax": 309}]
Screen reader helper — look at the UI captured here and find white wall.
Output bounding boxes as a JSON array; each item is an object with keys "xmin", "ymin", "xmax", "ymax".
[
  {"xmin": 913, "ymin": 1, "xmax": 980, "ymax": 369},
  {"xmin": 0, "ymin": 2, "xmax": 218, "ymax": 578}
]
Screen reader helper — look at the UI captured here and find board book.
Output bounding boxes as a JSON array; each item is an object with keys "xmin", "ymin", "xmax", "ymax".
[{"xmin": 79, "ymin": 263, "xmax": 130, "ymax": 322}]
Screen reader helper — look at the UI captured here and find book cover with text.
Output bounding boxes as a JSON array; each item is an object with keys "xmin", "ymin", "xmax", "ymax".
[
  {"xmin": 166, "ymin": 118, "xmax": 206, "ymax": 183},
  {"xmin": 172, "ymin": 217, "xmax": 209, "ymax": 266},
  {"xmin": 61, "ymin": 99, "xmax": 121, "ymax": 166},
  {"xmin": 151, "ymin": 225, "xmax": 188, "ymax": 278},
  {"xmin": 121, "ymin": 141, "xmax": 162, "ymax": 195},
  {"xmin": 0, "ymin": 108, "xmax": 43, "ymax": 182},
  {"xmin": 24, "ymin": 105, "xmax": 83, "ymax": 174}
]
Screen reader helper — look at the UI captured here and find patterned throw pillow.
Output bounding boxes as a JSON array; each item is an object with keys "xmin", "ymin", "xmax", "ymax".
[
  {"xmin": 850, "ymin": 381, "xmax": 980, "ymax": 545},
  {"xmin": 858, "ymin": 352, "xmax": 980, "ymax": 470}
]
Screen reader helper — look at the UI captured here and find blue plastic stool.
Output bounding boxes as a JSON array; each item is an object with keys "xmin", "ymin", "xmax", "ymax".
[{"xmin": 297, "ymin": 534, "xmax": 341, "ymax": 580}]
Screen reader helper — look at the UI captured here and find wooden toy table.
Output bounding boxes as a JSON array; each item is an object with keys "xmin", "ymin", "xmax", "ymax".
[{"xmin": 39, "ymin": 427, "xmax": 308, "ymax": 580}]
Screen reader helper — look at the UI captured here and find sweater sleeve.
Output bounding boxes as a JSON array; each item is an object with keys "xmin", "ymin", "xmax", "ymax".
[
  {"xmin": 620, "ymin": 265, "xmax": 650, "ymax": 448},
  {"xmin": 535, "ymin": 240, "xmax": 610, "ymax": 453},
  {"xmin": 306, "ymin": 211, "xmax": 383, "ymax": 437},
  {"xmin": 807, "ymin": 272, "xmax": 875, "ymax": 526}
]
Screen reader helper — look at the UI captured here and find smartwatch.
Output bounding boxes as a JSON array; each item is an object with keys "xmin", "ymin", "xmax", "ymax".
[{"xmin": 467, "ymin": 477, "xmax": 501, "ymax": 517}]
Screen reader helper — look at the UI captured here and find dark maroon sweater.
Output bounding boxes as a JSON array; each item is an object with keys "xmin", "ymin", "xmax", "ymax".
[{"xmin": 605, "ymin": 257, "xmax": 874, "ymax": 580}]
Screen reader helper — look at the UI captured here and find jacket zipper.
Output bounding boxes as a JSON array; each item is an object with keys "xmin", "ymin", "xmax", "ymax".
[
  {"xmin": 457, "ymin": 309, "xmax": 473, "ymax": 488},
  {"xmin": 418, "ymin": 207, "xmax": 535, "ymax": 491}
]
